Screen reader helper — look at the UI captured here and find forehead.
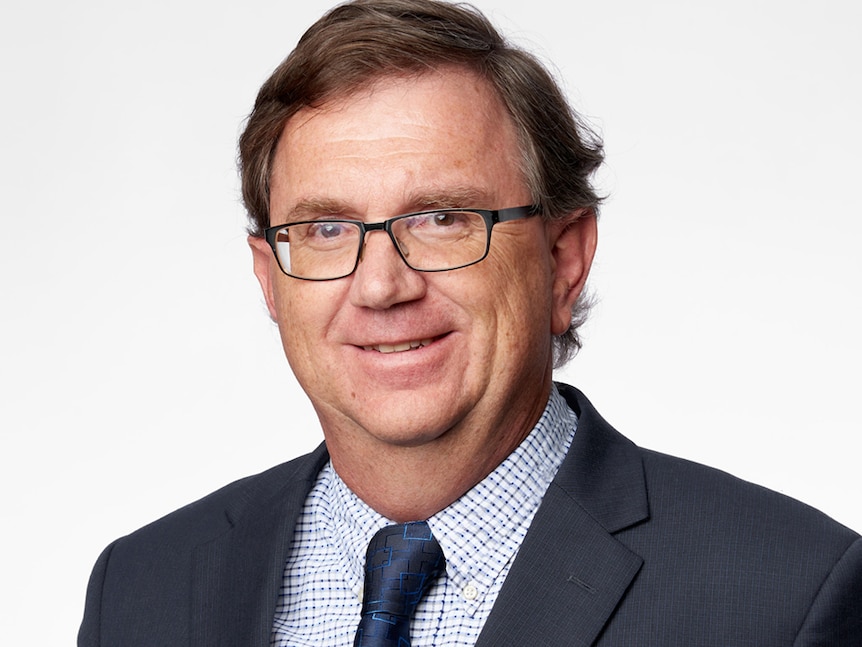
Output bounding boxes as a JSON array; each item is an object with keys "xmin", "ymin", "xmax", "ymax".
[{"xmin": 269, "ymin": 68, "xmax": 529, "ymax": 216}]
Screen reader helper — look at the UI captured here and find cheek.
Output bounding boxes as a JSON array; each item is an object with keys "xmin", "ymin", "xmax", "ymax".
[
  {"xmin": 491, "ymin": 236, "xmax": 555, "ymax": 303},
  {"xmin": 273, "ymin": 283, "xmax": 337, "ymax": 359},
  {"xmin": 468, "ymin": 241, "xmax": 555, "ymax": 347}
]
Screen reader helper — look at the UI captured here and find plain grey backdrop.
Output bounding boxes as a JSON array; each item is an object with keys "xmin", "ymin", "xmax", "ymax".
[{"xmin": 1, "ymin": 0, "xmax": 860, "ymax": 643}]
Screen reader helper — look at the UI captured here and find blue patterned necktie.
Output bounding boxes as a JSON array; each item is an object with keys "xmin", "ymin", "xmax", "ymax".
[{"xmin": 353, "ymin": 521, "xmax": 446, "ymax": 647}]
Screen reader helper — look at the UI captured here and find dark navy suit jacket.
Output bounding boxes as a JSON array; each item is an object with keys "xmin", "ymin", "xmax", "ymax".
[{"xmin": 79, "ymin": 385, "xmax": 862, "ymax": 646}]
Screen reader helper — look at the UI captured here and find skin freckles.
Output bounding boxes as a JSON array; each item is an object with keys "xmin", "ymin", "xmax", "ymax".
[{"xmin": 249, "ymin": 67, "xmax": 596, "ymax": 520}]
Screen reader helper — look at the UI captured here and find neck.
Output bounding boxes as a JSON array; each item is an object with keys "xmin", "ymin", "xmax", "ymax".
[
  {"xmin": 333, "ymin": 444, "xmax": 503, "ymax": 522},
  {"xmin": 323, "ymin": 387, "xmax": 551, "ymax": 522}
]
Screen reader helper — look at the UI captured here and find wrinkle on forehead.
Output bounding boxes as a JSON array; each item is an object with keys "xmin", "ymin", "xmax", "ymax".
[
  {"xmin": 283, "ymin": 187, "xmax": 495, "ymax": 223},
  {"xmin": 284, "ymin": 67, "xmax": 512, "ymax": 148}
]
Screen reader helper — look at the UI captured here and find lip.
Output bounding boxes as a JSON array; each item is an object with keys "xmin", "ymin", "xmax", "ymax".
[
  {"xmin": 349, "ymin": 332, "xmax": 451, "ymax": 360},
  {"xmin": 361, "ymin": 337, "xmax": 435, "ymax": 354},
  {"xmin": 346, "ymin": 332, "xmax": 454, "ymax": 389}
]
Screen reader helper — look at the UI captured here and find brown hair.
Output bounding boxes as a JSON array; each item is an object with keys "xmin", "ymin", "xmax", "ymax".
[{"xmin": 239, "ymin": 0, "xmax": 604, "ymax": 364}]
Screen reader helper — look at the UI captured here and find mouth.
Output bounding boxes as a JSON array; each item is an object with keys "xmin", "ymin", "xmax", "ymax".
[{"xmin": 362, "ymin": 337, "xmax": 435, "ymax": 354}]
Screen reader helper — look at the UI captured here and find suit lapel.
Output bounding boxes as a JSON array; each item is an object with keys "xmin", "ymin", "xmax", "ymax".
[
  {"xmin": 190, "ymin": 446, "xmax": 329, "ymax": 647},
  {"xmin": 475, "ymin": 485, "xmax": 643, "ymax": 646},
  {"xmin": 476, "ymin": 385, "xmax": 649, "ymax": 646}
]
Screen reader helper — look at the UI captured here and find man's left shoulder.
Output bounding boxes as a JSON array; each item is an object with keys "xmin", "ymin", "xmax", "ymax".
[
  {"xmin": 557, "ymin": 382, "xmax": 859, "ymax": 565},
  {"xmin": 639, "ymin": 445, "xmax": 858, "ymax": 547},
  {"xmin": 555, "ymin": 384, "xmax": 861, "ymax": 642}
]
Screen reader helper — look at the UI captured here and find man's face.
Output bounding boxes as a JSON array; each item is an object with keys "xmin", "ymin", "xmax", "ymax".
[{"xmin": 250, "ymin": 68, "xmax": 594, "ymax": 466}]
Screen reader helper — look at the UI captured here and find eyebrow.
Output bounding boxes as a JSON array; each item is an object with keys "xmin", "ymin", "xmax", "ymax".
[
  {"xmin": 280, "ymin": 187, "xmax": 494, "ymax": 223},
  {"xmin": 407, "ymin": 187, "xmax": 492, "ymax": 211},
  {"xmin": 284, "ymin": 198, "xmax": 351, "ymax": 222}
]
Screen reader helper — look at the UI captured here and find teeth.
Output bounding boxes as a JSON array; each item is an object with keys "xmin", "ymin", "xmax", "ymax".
[{"xmin": 363, "ymin": 338, "xmax": 433, "ymax": 353}]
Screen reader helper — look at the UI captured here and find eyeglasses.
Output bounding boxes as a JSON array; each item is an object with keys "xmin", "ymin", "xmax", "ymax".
[{"xmin": 263, "ymin": 205, "xmax": 541, "ymax": 281}]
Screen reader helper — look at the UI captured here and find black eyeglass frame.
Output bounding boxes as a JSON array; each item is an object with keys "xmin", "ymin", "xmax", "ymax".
[{"xmin": 263, "ymin": 204, "xmax": 542, "ymax": 281}]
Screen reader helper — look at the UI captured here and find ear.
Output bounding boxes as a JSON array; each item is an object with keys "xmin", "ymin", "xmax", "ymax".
[
  {"xmin": 248, "ymin": 235, "xmax": 280, "ymax": 322},
  {"xmin": 548, "ymin": 210, "xmax": 598, "ymax": 336}
]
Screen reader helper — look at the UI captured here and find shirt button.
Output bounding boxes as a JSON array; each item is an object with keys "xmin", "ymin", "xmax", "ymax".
[{"xmin": 463, "ymin": 582, "xmax": 479, "ymax": 601}]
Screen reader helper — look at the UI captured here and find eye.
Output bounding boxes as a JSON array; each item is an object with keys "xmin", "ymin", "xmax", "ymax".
[
  {"xmin": 431, "ymin": 212, "xmax": 458, "ymax": 227},
  {"xmin": 309, "ymin": 221, "xmax": 347, "ymax": 239},
  {"xmin": 407, "ymin": 211, "xmax": 473, "ymax": 230},
  {"xmin": 396, "ymin": 211, "xmax": 483, "ymax": 243}
]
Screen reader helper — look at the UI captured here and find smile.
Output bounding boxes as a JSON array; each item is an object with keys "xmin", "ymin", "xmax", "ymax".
[{"xmin": 362, "ymin": 338, "xmax": 434, "ymax": 354}]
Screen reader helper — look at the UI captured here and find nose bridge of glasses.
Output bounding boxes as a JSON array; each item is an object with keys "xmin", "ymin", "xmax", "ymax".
[{"xmin": 357, "ymin": 219, "xmax": 408, "ymax": 265}]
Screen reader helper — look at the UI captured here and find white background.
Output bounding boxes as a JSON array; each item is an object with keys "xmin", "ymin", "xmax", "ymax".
[{"xmin": 1, "ymin": 0, "xmax": 860, "ymax": 643}]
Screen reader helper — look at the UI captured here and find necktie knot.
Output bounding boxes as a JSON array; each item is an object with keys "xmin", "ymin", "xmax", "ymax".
[{"xmin": 354, "ymin": 521, "xmax": 445, "ymax": 647}]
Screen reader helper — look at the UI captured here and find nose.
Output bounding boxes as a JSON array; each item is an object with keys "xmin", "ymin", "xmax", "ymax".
[{"xmin": 348, "ymin": 229, "xmax": 427, "ymax": 309}]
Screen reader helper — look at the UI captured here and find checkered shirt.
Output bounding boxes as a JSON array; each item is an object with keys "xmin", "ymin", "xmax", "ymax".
[{"xmin": 270, "ymin": 386, "xmax": 577, "ymax": 646}]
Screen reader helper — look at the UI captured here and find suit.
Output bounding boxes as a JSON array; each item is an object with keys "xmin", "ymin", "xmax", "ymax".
[{"xmin": 79, "ymin": 384, "xmax": 862, "ymax": 646}]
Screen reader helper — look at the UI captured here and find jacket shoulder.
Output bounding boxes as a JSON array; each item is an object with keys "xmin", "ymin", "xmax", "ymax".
[
  {"xmin": 79, "ymin": 445, "xmax": 328, "ymax": 647},
  {"xmin": 638, "ymin": 445, "xmax": 858, "ymax": 548},
  {"xmin": 118, "ymin": 444, "xmax": 329, "ymax": 549},
  {"xmin": 556, "ymin": 384, "xmax": 861, "ymax": 644},
  {"xmin": 623, "ymin": 448, "xmax": 861, "ymax": 643}
]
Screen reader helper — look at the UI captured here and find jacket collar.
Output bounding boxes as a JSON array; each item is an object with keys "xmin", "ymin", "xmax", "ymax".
[
  {"xmin": 475, "ymin": 384, "xmax": 648, "ymax": 646},
  {"xmin": 190, "ymin": 444, "xmax": 329, "ymax": 647},
  {"xmin": 554, "ymin": 383, "xmax": 649, "ymax": 533}
]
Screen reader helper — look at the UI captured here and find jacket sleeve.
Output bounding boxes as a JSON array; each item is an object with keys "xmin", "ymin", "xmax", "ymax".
[
  {"xmin": 793, "ymin": 536, "xmax": 862, "ymax": 646},
  {"xmin": 78, "ymin": 540, "xmax": 118, "ymax": 647}
]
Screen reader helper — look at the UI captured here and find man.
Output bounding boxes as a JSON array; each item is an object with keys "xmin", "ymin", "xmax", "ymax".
[{"xmin": 79, "ymin": 1, "xmax": 861, "ymax": 645}]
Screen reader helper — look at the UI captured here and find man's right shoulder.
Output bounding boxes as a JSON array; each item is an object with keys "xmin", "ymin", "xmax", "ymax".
[
  {"xmin": 79, "ymin": 445, "xmax": 330, "ymax": 646},
  {"xmin": 113, "ymin": 443, "xmax": 329, "ymax": 551}
]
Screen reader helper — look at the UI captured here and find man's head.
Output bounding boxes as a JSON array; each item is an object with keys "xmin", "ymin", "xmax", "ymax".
[
  {"xmin": 240, "ymin": 0, "xmax": 603, "ymax": 364},
  {"xmin": 244, "ymin": 0, "xmax": 600, "ymax": 518}
]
